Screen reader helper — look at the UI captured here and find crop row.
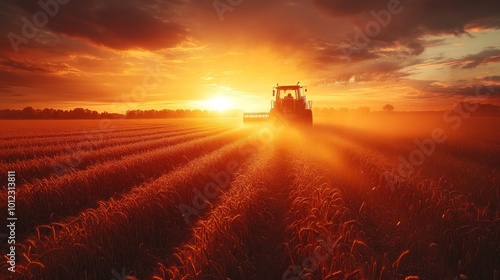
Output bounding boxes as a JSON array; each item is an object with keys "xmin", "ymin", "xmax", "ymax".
[
  {"xmin": 0, "ymin": 123, "xmax": 173, "ymax": 147},
  {"xmin": 316, "ymin": 125, "xmax": 499, "ymax": 208},
  {"xmin": 307, "ymin": 128, "xmax": 499, "ymax": 279},
  {"xmin": 0, "ymin": 120, "xmax": 180, "ymax": 141},
  {"xmin": 156, "ymin": 144, "xmax": 288, "ymax": 279},
  {"xmin": 0, "ymin": 127, "xmax": 252, "ymax": 236},
  {"xmin": 2, "ymin": 133, "xmax": 264, "ymax": 279},
  {"xmin": 0, "ymin": 123, "xmax": 229, "ymax": 162},
  {"xmin": 0, "ymin": 126, "xmax": 231, "ymax": 183},
  {"xmin": 275, "ymin": 139, "xmax": 379, "ymax": 280},
  {"xmin": 0, "ymin": 120, "xmax": 227, "ymax": 149}
]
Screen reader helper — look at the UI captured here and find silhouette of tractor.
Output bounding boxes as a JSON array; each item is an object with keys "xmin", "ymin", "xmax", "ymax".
[{"xmin": 243, "ymin": 83, "xmax": 313, "ymax": 125}]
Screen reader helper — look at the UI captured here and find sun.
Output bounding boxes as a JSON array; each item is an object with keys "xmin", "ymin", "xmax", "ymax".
[{"xmin": 206, "ymin": 96, "xmax": 232, "ymax": 111}]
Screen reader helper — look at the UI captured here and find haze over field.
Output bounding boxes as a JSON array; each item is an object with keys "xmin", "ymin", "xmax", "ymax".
[{"xmin": 0, "ymin": 0, "xmax": 499, "ymax": 112}]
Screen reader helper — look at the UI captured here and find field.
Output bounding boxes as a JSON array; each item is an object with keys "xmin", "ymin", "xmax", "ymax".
[{"xmin": 0, "ymin": 116, "xmax": 499, "ymax": 280}]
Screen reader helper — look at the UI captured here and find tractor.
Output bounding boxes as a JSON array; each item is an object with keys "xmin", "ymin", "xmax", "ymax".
[{"xmin": 243, "ymin": 83, "xmax": 313, "ymax": 125}]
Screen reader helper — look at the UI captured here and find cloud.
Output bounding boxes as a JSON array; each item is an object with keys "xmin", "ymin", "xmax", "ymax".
[
  {"xmin": 409, "ymin": 79, "xmax": 500, "ymax": 101},
  {"xmin": 448, "ymin": 48, "xmax": 500, "ymax": 69},
  {"xmin": 482, "ymin": 75, "xmax": 500, "ymax": 82},
  {"xmin": 4, "ymin": 0, "xmax": 188, "ymax": 51},
  {"xmin": 307, "ymin": 0, "xmax": 500, "ymax": 71},
  {"xmin": 313, "ymin": 0, "xmax": 500, "ymax": 36},
  {"xmin": 1, "ymin": 58, "xmax": 47, "ymax": 72}
]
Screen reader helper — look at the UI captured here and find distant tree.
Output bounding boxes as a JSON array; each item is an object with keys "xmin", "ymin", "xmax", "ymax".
[
  {"xmin": 41, "ymin": 108, "xmax": 55, "ymax": 119},
  {"xmin": 71, "ymin": 108, "xmax": 86, "ymax": 119},
  {"xmin": 339, "ymin": 108, "xmax": 349, "ymax": 114},
  {"xmin": 357, "ymin": 107, "xmax": 370, "ymax": 114},
  {"xmin": 55, "ymin": 109, "xmax": 65, "ymax": 119},
  {"xmin": 383, "ymin": 104, "xmax": 394, "ymax": 112},
  {"xmin": 22, "ymin": 106, "xmax": 36, "ymax": 118}
]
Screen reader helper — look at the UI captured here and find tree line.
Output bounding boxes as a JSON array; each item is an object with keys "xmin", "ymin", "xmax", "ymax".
[
  {"xmin": 0, "ymin": 107, "xmax": 242, "ymax": 119},
  {"xmin": 0, "ymin": 103, "xmax": 497, "ymax": 119}
]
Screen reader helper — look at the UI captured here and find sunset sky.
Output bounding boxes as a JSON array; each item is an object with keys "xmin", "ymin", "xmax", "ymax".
[{"xmin": 0, "ymin": 0, "xmax": 499, "ymax": 112}]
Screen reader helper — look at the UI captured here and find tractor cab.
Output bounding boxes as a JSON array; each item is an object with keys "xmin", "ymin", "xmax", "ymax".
[
  {"xmin": 242, "ymin": 82, "xmax": 313, "ymax": 125},
  {"xmin": 271, "ymin": 84, "xmax": 313, "ymax": 125}
]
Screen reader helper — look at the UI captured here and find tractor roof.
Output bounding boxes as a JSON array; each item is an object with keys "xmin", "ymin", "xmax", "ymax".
[{"xmin": 276, "ymin": 85, "xmax": 301, "ymax": 90}]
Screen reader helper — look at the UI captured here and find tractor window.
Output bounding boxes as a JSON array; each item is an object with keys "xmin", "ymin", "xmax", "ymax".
[{"xmin": 280, "ymin": 89, "xmax": 299, "ymax": 99}]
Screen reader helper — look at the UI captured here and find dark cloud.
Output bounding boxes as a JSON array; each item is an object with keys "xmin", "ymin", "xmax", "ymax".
[
  {"xmin": 410, "ymin": 79, "xmax": 500, "ymax": 100},
  {"xmin": 188, "ymin": 0, "xmax": 346, "ymax": 48},
  {"xmin": 3, "ymin": 0, "xmax": 188, "ymax": 51},
  {"xmin": 313, "ymin": 0, "xmax": 500, "ymax": 36},
  {"xmin": 482, "ymin": 76, "xmax": 500, "ymax": 82},
  {"xmin": 0, "ymin": 65, "xmax": 66, "ymax": 88},
  {"xmin": 309, "ymin": 0, "xmax": 500, "ymax": 69},
  {"xmin": 1, "ymin": 58, "xmax": 80, "ymax": 77},
  {"xmin": 1, "ymin": 58, "xmax": 47, "ymax": 72},
  {"xmin": 448, "ymin": 48, "xmax": 500, "ymax": 69},
  {"xmin": 2, "ymin": 0, "xmax": 499, "ymax": 56},
  {"xmin": 313, "ymin": 0, "xmax": 384, "ymax": 16}
]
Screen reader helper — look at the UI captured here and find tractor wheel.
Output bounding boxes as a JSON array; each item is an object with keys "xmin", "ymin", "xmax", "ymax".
[{"xmin": 303, "ymin": 110, "xmax": 313, "ymax": 126}]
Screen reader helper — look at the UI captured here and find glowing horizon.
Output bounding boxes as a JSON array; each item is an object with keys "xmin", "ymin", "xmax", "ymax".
[{"xmin": 0, "ymin": 1, "xmax": 499, "ymax": 113}]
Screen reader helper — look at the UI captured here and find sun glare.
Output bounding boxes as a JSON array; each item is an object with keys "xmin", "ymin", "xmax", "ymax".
[{"xmin": 207, "ymin": 96, "xmax": 232, "ymax": 111}]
